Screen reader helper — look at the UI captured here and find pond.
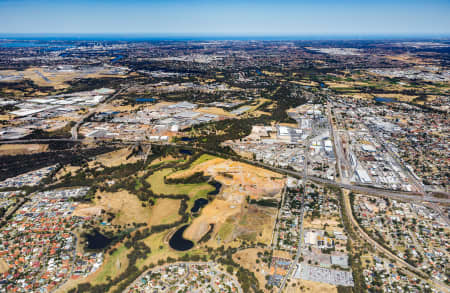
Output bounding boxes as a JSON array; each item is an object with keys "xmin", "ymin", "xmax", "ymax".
[
  {"xmin": 208, "ymin": 181, "xmax": 222, "ymax": 195},
  {"xmin": 191, "ymin": 198, "xmax": 208, "ymax": 213},
  {"xmin": 179, "ymin": 149, "xmax": 193, "ymax": 155},
  {"xmin": 85, "ymin": 230, "xmax": 112, "ymax": 250},
  {"xmin": 111, "ymin": 55, "xmax": 123, "ymax": 63},
  {"xmin": 169, "ymin": 225, "xmax": 194, "ymax": 251},
  {"xmin": 374, "ymin": 97, "xmax": 398, "ymax": 103},
  {"xmin": 136, "ymin": 98, "xmax": 156, "ymax": 103}
]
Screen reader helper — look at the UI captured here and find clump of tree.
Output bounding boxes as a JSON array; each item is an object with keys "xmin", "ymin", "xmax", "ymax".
[{"xmin": 164, "ymin": 171, "xmax": 209, "ymax": 184}]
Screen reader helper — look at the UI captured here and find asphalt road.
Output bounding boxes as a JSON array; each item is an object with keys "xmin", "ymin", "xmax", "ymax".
[
  {"xmin": 278, "ymin": 132, "xmax": 312, "ymax": 292},
  {"xmin": 1, "ymin": 138, "xmax": 449, "ymax": 204}
]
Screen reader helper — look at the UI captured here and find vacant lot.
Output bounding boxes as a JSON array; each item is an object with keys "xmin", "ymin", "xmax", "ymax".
[
  {"xmin": 0, "ymin": 258, "xmax": 8, "ymax": 274},
  {"xmin": 88, "ymin": 147, "xmax": 140, "ymax": 168},
  {"xmin": 149, "ymin": 198, "xmax": 181, "ymax": 226},
  {"xmin": 74, "ymin": 190, "xmax": 152, "ymax": 227},
  {"xmin": 285, "ymin": 279, "xmax": 337, "ymax": 293},
  {"xmin": 197, "ymin": 107, "xmax": 236, "ymax": 118},
  {"xmin": 233, "ymin": 248, "xmax": 270, "ymax": 292},
  {"xmin": 0, "ymin": 144, "xmax": 48, "ymax": 156}
]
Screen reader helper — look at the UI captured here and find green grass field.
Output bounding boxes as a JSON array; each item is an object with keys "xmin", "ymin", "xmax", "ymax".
[
  {"xmin": 190, "ymin": 154, "xmax": 217, "ymax": 167},
  {"xmin": 92, "ymin": 244, "xmax": 129, "ymax": 285},
  {"xmin": 146, "ymin": 168, "xmax": 214, "ymax": 198},
  {"xmin": 218, "ymin": 220, "xmax": 234, "ymax": 242}
]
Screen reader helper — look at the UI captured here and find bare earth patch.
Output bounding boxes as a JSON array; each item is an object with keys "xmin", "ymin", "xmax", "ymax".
[
  {"xmin": 197, "ymin": 107, "xmax": 236, "ymax": 118},
  {"xmin": 74, "ymin": 190, "xmax": 152, "ymax": 226},
  {"xmin": 0, "ymin": 258, "xmax": 9, "ymax": 274},
  {"xmin": 285, "ymin": 279, "xmax": 337, "ymax": 293},
  {"xmin": 175, "ymin": 156, "xmax": 284, "ymax": 246},
  {"xmin": 89, "ymin": 147, "xmax": 140, "ymax": 168},
  {"xmin": 0, "ymin": 144, "xmax": 48, "ymax": 156}
]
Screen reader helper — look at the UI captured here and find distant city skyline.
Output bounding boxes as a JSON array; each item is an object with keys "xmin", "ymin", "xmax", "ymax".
[{"xmin": 0, "ymin": 0, "xmax": 449, "ymax": 36}]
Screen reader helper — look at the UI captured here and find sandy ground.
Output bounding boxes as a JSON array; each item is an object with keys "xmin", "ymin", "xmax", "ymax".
[
  {"xmin": 197, "ymin": 107, "xmax": 236, "ymax": 118},
  {"xmin": 0, "ymin": 258, "xmax": 9, "ymax": 274},
  {"xmin": 303, "ymin": 216, "xmax": 341, "ymax": 231},
  {"xmin": 285, "ymin": 279, "xmax": 337, "ymax": 293},
  {"xmin": 0, "ymin": 144, "xmax": 48, "ymax": 156},
  {"xmin": 184, "ymin": 197, "xmax": 242, "ymax": 242},
  {"xmin": 339, "ymin": 93, "xmax": 374, "ymax": 100},
  {"xmin": 0, "ymin": 67, "xmax": 130, "ymax": 89},
  {"xmin": 73, "ymin": 190, "xmax": 153, "ymax": 226},
  {"xmin": 169, "ymin": 156, "xmax": 285, "ymax": 200},
  {"xmin": 72, "ymin": 205, "xmax": 103, "ymax": 218},
  {"xmin": 325, "ymin": 82, "xmax": 354, "ymax": 88},
  {"xmin": 88, "ymin": 147, "xmax": 141, "ymax": 168},
  {"xmin": 273, "ymin": 250, "xmax": 293, "ymax": 259},
  {"xmin": 290, "ymin": 80, "xmax": 320, "ymax": 87},
  {"xmin": 173, "ymin": 155, "xmax": 283, "ymax": 245}
]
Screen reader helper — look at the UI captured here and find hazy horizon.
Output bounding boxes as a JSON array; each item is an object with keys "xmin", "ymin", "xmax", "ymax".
[
  {"xmin": 0, "ymin": 0, "xmax": 449, "ymax": 36},
  {"xmin": 1, "ymin": 33, "xmax": 449, "ymax": 42}
]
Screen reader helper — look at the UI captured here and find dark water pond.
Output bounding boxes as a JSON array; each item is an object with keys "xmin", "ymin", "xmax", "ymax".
[
  {"xmin": 169, "ymin": 225, "xmax": 194, "ymax": 251},
  {"xmin": 179, "ymin": 149, "xmax": 193, "ymax": 155},
  {"xmin": 136, "ymin": 98, "xmax": 156, "ymax": 102},
  {"xmin": 111, "ymin": 55, "xmax": 123, "ymax": 63},
  {"xmin": 374, "ymin": 97, "xmax": 398, "ymax": 103},
  {"xmin": 208, "ymin": 181, "xmax": 222, "ymax": 195},
  {"xmin": 191, "ymin": 198, "xmax": 208, "ymax": 213},
  {"xmin": 85, "ymin": 230, "xmax": 112, "ymax": 250}
]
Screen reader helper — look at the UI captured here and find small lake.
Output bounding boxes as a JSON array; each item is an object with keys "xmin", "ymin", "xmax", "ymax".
[
  {"xmin": 169, "ymin": 225, "xmax": 194, "ymax": 251},
  {"xmin": 111, "ymin": 55, "xmax": 123, "ymax": 63},
  {"xmin": 136, "ymin": 98, "xmax": 156, "ymax": 102},
  {"xmin": 374, "ymin": 97, "xmax": 398, "ymax": 103},
  {"xmin": 208, "ymin": 181, "xmax": 222, "ymax": 195},
  {"xmin": 85, "ymin": 230, "xmax": 112, "ymax": 250},
  {"xmin": 179, "ymin": 149, "xmax": 193, "ymax": 155},
  {"xmin": 191, "ymin": 198, "xmax": 208, "ymax": 213}
]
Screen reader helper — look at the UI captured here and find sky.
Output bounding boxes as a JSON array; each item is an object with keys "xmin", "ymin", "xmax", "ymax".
[{"xmin": 0, "ymin": 0, "xmax": 449, "ymax": 36}]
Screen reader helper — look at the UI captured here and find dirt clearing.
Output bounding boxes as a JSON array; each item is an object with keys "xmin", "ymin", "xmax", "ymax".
[
  {"xmin": 89, "ymin": 147, "xmax": 141, "ymax": 168},
  {"xmin": 0, "ymin": 144, "xmax": 48, "ymax": 156},
  {"xmin": 285, "ymin": 279, "xmax": 337, "ymax": 293},
  {"xmin": 73, "ymin": 190, "xmax": 152, "ymax": 226}
]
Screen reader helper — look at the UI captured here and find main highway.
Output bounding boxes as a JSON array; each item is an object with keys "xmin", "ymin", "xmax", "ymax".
[{"xmin": 1, "ymin": 138, "xmax": 449, "ymax": 204}]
